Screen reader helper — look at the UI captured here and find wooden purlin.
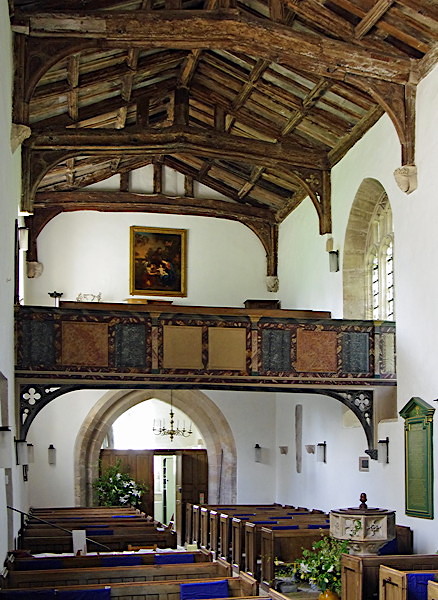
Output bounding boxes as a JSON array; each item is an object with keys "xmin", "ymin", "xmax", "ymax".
[{"xmin": 12, "ymin": 10, "xmax": 415, "ymax": 83}]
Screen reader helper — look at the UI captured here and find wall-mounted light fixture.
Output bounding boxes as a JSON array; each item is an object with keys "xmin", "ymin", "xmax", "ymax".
[
  {"xmin": 316, "ymin": 441, "xmax": 327, "ymax": 463},
  {"xmin": 48, "ymin": 444, "xmax": 56, "ymax": 465},
  {"xmin": 15, "ymin": 439, "xmax": 29, "ymax": 466},
  {"xmin": 279, "ymin": 446, "xmax": 288, "ymax": 455},
  {"xmin": 0, "ymin": 426, "xmax": 13, "ymax": 468},
  {"xmin": 27, "ymin": 443, "xmax": 34, "ymax": 464},
  {"xmin": 378, "ymin": 437, "xmax": 389, "ymax": 464},
  {"xmin": 329, "ymin": 250, "xmax": 340, "ymax": 272},
  {"xmin": 326, "ymin": 237, "xmax": 340, "ymax": 272},
  {"xmin": 254, "ymin": 443, "xmax": 262, "ymax": 463}
]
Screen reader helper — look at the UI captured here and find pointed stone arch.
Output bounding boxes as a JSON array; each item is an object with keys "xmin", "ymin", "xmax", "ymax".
[
  {"xmin": 74, "ymin": 389, "xmax": 237, "ymax": 507},
  {"xmin": 343, "ymin": 178, "xmax": 391, "ymax": 319}
]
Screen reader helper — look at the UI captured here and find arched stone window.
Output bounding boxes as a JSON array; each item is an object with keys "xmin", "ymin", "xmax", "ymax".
[
  {"xmin": 343, "ymin": 179, "xmax": 394, "ymax": 321},
  {"xmin": 365, "ymin": 194, "xmax": 394, "ymax": 320}
]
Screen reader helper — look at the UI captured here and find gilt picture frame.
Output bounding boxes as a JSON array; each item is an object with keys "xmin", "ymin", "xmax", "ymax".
[{"xmin": 130, "ymin": 226, "xmax": 187, "ymax": 297}]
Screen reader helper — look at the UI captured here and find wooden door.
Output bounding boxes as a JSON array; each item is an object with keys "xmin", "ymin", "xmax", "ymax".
[
  {"xmin": 175, "ymin": 449, "xmax": 208, "ymax": 545},
  {"xmin": 99, "ymin": 449, "xmax": 154, "ymax": 515}
]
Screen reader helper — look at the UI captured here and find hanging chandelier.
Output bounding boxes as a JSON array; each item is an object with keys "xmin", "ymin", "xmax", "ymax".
[{"xmin": 152, "ymin": 394, "xmax": 193, "ymax": 442}]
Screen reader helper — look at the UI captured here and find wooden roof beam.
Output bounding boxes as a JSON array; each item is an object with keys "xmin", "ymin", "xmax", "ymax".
[
  {"xmin": 26, "ymin": 127, "xmax": 329, "ymax": 169},
  {"xmin": 355, "ymin": 0, "xmax": 395, "ymax": 39},
  {"xmin": 12, "ymin": 10, "xmax": 415, "ymax": 83}
]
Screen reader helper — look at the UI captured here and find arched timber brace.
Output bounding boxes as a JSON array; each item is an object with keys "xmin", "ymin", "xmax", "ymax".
[{"xmin": 18, "ymin": 382, "xmax": 377, "ymax": 458}]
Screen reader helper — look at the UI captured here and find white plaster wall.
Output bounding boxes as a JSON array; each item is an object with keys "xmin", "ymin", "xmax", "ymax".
[
  {"xmin": 206, "ymin": 390, "xmax": 277, "ymax": 502},
  {"xmin": 24, "ymin": 211, "xmax": 272, "ymax": 307},
  {"xmin": 275, "ymin": 64, "xmax": 438, "ymax": 553},
  {"xmin": 27, "ymin": 389, "xmax": 276, "ymax": 507},
  {"xmin": 27, "ymin": 390, "xmax": 106, "ymax": 506},
  {"xmin": 274, "ymin": 393, "xmax": 400, "ymax": 512},
  {"xmin": 0, "ymin": 5, "xmax": 28, "ymax": 558}
]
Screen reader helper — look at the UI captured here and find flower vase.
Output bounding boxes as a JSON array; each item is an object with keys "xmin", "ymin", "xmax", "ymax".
[{"xmin": 318, "ymin": 591, "xmax": 340, "ymax": 600}]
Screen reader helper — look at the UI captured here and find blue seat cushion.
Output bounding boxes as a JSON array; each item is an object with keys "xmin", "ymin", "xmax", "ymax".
[
  {"xmin": 101, "ymin": 555, "xmax": 142, "ymax": 567},
  {"xmin": 180, "ymin": 580, "xmax": 229, "ymax": 600},
  {"xmin": 58, "ymin": 590, "xmax": 111, "ymax": 600},
  {"xmin": 155, "ymin": 553, "xmax": 194, "ymax": 564},
  {"xmin": 406, "ymin": 573, "xmax": 436, "ymax": 600},
  {"xmin": 16, "ymin": 559, "xmax": 63, "ymax": 571},
  {"xmin": 272, "ymin": 525, "xmax": 298, "ymax": 530}
]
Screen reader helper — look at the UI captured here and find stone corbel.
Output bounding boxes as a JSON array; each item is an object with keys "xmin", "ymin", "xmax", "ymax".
[
  {"xmin": 266, "ymin": 276, "xmax": 279, "ymax": 293},
  {"xmin": 393, "ymin": 164, "xmax": 417, "ymax": 194},
  {"xmin": 11, "ymin": 123, "xmax": 31, "ymax": 153}
]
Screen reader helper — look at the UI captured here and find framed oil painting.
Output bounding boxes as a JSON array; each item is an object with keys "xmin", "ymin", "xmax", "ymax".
[{"xmin": 130, "ymin": 226, "xmax": 187, "ymax": 297}]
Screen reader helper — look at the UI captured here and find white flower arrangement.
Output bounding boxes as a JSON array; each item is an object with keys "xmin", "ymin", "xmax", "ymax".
[{"xmin": 93, "ymin": 461, "xmax": 147, "ymax": 508}]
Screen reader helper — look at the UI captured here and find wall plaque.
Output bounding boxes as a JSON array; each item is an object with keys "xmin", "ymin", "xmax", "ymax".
[{"xmin": 399, "ymin": 397, "xmax": 435, "ymax": 519}]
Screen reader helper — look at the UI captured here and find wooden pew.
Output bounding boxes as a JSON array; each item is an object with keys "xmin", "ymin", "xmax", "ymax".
[
  {"xmin": 260, "ymin": 525, "xmax": 331, "ymax": 588},
  {"xmin": 428, "ymin": 580, "xmax": 438, "ymax": 599},
  {"xmin": 5, "ymin": 556, "xmax": 231, "ymax": 589},
  {"xmin": 6, "ymin": 550, "xmax": 212, "ymax": 572},
  {"xmin": 244, "ymin": 515, "xmax": 329, "ymax": 578},
  {"xmin": 340, "ymin": 528, "xmax": 416, "ymax": 600},
  {"xmin": 0, "ymin": 573, "xmax": 258, "ymax": 600},
  {"xmin": 379, "ymin": 565, "xmax": 438, "ymax": 600},
  {"xmin": 19, "ymin": 528, "xmax": 177, "ymax": 553}
]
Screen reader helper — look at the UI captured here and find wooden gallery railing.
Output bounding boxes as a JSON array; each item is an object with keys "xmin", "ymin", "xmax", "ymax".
[{"xmin": 15, "ymin": 302, "xmax": 396, "ymax": 444}]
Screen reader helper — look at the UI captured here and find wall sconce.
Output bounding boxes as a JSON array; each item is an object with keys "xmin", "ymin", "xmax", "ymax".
[
  {"xmin": 279, "ymin": 446, "xmax": 288, "ymax": 455},
  {"xmin": 0, "ymin": 426, "xmax": 13, "ymax": 468},
  {"xmin": 329, "ymin": 250, "xmax": 339, "ymax": 272},
  {"xmin": 18, "ymin": 227, "xmax": 29, "ymax": 252},
  {"xmin": 378, "ymin": 437, "xmax": 389, "ymax": 464},
  {"xmin": 316, "ymin": 441, "xmax": 327, "ymax": 463},
  {"xmin": 27, "ymin": 443, "xmax": 34, "ymax": 464},
  {"xmin": 15, "ymin": 439, "xmax": 29, "ymax": 466},
  {"xmin": 254, "ymin": 443, "xmax": 262, "ymax": 463},
  {"xmin": 48, "ymin": 444, "xmax": 56, "ymax": 465}
]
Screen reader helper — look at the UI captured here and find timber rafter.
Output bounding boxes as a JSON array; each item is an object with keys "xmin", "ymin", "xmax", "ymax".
[{"xmin": 10, "ymin": 0, "xmax": 437, "ymax": 278}]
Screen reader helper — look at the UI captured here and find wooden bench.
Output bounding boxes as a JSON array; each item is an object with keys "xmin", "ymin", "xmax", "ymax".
[
  {"xmin": 20, "ymin": 528, "xmax": 177, "ymax": 553},
  {"xmin": 340, "ymin": 529, "xmax": 416, "ymax": 600},
  {"xmin": 260, "ymin": 525, "xmax": 331, "ymax": 587},
  {"xmin": 4, "ymin": 556, "xmax": 231, "ymax": 589},
  {"xmin": 244, "ymin": 515, "xmax": 329, "ymax": 578},
  {"xmin": 6, "ymin": 550, "xmax": 212, "ymax": 572},
  {"xmin": 0, "ymin": 573, "xmax": 258, "ymax": 600},
  {"xmin": 379, "ymin": 565, "xmax": 438, "ymax": 600},
  {"xmin": 428, "ymin": 580, "xmax": 438, "ymax": 599}
]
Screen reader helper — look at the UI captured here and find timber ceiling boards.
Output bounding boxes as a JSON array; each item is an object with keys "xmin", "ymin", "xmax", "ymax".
[{"xmin": 10, "ymin": 0, "xmax": 438, "ymax": 262}]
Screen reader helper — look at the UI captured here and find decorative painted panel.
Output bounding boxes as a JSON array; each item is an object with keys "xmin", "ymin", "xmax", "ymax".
[
  {"xmin": 261, "ymin": 329, "xmax": 291, "ymax": 371},
  {"xmin": 295, "ymin": 329, "xmax": 337, "ymax": 372},
  {"xmin": 61, "ymin": 322, "xmax": 109, "ymax": 366},
  {"xmin": 114, "ymin": 323, "xmax": 147, "ymax": 368},
  {"xmin": 21, "ymin": 320, "xmax": 55, "ymax": 367},
  {"xmin": 207, "ymin": 327, "xmax": 247, "ymax": 371},
  {"xmin": 342, "ymin": 332, "xmax": 369, "ymax": 373}
]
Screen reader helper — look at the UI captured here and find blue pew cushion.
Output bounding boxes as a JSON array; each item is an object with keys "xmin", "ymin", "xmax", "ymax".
[
  {"xmin": 58, "ymin": 589, "xmax": 111, "ymax": 600},
  {"xmin": 180, "ymin": 579, "xmax": 229, "ymax": 600},
  {"xmin": 307, "ymin": 524, "xmax": 330, "ymax": 529},
  {"xmin": 17, "ymin": 559, "xmax": 63, "ymax": 571},
  {"xmin": 378, "ymin": 538, "xmax": 398, "ymax": 555},
  {"xmin": 85, "ymin": 529, "xmax": 113, "ymax": 536},
  {"xmin": 154, "ymin": 553, "xmax": 194, "ymax": 564},
  {"xmin": 406, "ymin": 573, "xmax": 436, "ymax": 600},
  {"xmin": 101, "ymin": 555, "xmax": 142, "ymax": 567},
  {"xmin": 272, "ymin": 525, "xmax": 299, "ymax": 530}
]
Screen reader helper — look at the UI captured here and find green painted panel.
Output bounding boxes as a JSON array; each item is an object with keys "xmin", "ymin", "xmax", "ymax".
[{"xmin": 400, "ymin": 397, "xmax": 435, "ymax": 519}]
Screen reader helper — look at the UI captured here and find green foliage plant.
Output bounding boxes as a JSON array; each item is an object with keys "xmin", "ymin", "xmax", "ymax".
[
  {"xmin": 293, "ymin": 535, "xmax": 349, "ymax": 595},
  {"xmin": 93, "ymin": 460, "xmax": 147, "ymax": 508}
]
